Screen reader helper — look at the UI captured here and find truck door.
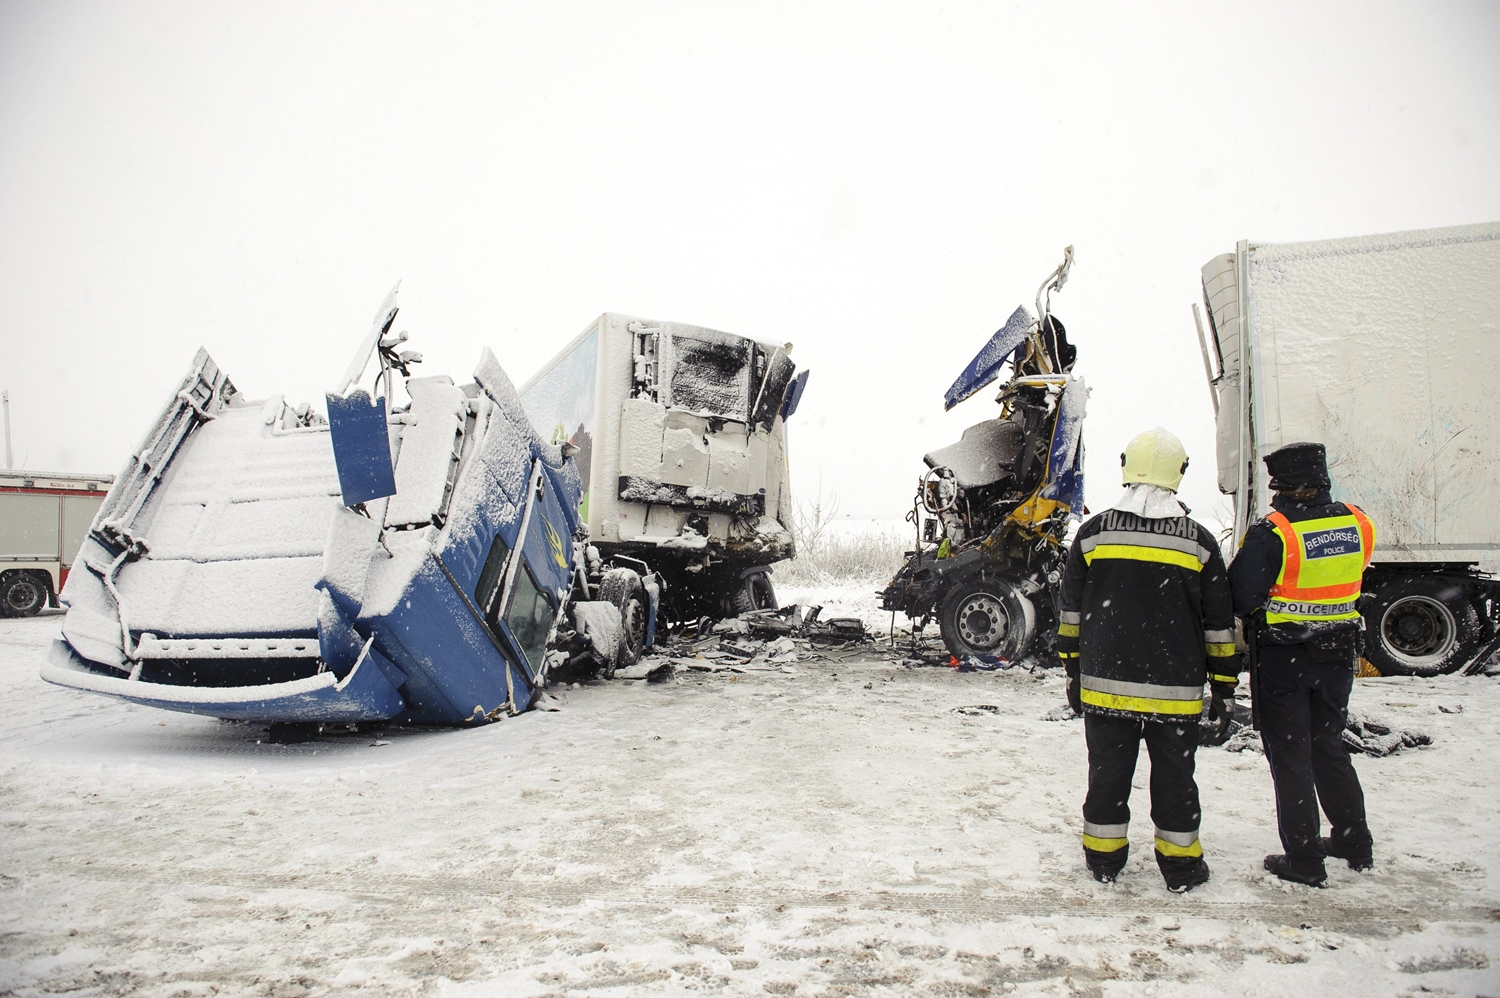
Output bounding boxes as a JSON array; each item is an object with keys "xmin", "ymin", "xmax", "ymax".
[{"xmin": 472, "ymin": 461, "xmax": 574, "ymax": 684}]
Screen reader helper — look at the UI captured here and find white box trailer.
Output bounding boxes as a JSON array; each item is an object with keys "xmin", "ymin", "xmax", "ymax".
[
  {"xmin": 0, "ymin": 470, "xmax": 114, "ymax": 615},
  {"xmin": 1196, "ymin": 220, "xmax": 1500, "ymax": 674},
  {"xmin": 520, "ymin": 313, "xmax": 807, "ymax": 617}
]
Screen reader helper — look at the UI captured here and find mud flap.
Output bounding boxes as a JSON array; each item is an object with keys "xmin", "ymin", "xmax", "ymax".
[{"xmin": 326, "ymin": 390, "xmax": 397, "ymax": 506}]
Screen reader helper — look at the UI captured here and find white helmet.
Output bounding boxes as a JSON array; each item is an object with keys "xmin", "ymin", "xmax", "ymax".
[{"xmin": 1121, "ymin": 427, "xmax": 1189, "ymax": 492}]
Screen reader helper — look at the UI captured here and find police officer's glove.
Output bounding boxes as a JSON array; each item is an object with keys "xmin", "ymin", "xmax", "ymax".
[{"xmin": 1209, "ymin": 682, "xmax": 1236, "ymax": 740}]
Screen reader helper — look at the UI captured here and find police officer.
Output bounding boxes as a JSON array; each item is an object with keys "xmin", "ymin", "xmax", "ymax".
[
  {"xmin": 1229, "ymin": 442, "xmax": 1375, "ymax": 886},
  {"xmin": 1057, "ymin": 428, "xmax": 1237, "ymax": 892}
]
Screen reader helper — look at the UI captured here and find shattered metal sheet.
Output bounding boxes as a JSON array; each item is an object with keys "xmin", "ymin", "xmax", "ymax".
[{"xmin": 943, "ymin": 306, "xmax": 1033, "ymax": 411}]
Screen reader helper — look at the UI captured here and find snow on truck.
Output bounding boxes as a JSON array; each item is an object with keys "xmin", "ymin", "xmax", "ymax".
[
  {"xmin": 1, "ymin": 469, "xmax": 114, "ymax": 616},
  {"xmin": 519, "ymin": 313, "xmax": 807, "ymax": 620},
  {"xmin": 38, "ymin": 290, "xmax": 720, "ymax": 723},
  {"xmin": 1195, "ymin": 220, "xmax": 1500, "ymax": 676}
]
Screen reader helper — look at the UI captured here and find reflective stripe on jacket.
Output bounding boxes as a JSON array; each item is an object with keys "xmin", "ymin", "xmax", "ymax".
[
  {"xmin": 1263, "ymin": 505, "xmax": 1374, "ymax": 625},
  {"xmin": 1057, "ymin": 507, "xmax": 1236, "ymax": 721}
]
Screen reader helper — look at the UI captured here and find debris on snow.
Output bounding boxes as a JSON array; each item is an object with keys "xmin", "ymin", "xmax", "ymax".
[
  {"xmin": 954, "ymin": 703, "xmax": 1001, "ymax": 716},
  {"xmin": 1343, "ymin": 711, "xmax": 1432, "ymax": 756},
  {"xmin": 950, "ymin": 653, "xmax": 1014, "ymax": 671}
]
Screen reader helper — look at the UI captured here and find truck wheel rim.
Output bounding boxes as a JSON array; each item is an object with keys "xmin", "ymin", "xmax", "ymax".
[
  {"xmin": 5, "ymin": 578, "xmax": 40, "ymax": 613},
  {"xmin": 1380, "ymin": 595, "xmax": 1456, "ymax": 667},
  {"xmin": 957, "ymin": 594, "xmax": 1007, "ymax": 650},
  {"xmin": 623, "ymin": 597, "xmax": 647, "ymax": 653}
]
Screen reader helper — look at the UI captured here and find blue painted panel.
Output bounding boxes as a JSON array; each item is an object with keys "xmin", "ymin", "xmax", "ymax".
[
  {"xmin": 781, "ymin": 369, "xmax": 810, "ymax": 419},
  {"xmin": 439, "ymin": 462, "xmax": 524, "ymax": 602},
  {"xmin": 943, "ymin": 306, "xmax": 1032, "ymax": 411},
  {"xmin": 373, "ymin": 557, "xmax": 533, "ymax": 724},
  {"xmin": 522, "ymin": 467, "xmax": 575, "ymax": 601},
  {"xmin": 326, "ymin": 390, "xmax": 397, "ymax": 505},
  {"xmin": 1039, "ymin": 378, "xmax": 1087, "ymax": 518}
]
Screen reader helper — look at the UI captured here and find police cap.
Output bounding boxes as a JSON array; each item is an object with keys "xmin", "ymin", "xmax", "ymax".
[{"xmin": 1264, "ymin": 441, "xmax": 1330, "ymax": 491}]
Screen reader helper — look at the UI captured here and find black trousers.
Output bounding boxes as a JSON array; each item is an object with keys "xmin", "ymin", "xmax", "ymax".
[
  {"xmin": 1257, "ymin": 643, "xmax": 1372, "ymax": 862},
  {"xmin": 1082, "ymin": 712, "xmax": 1202, "ymax": 874}
]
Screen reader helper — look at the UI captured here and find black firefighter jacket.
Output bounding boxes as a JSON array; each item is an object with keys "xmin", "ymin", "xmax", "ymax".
[{"xmin": 1057, "ymin": 507, "xmax": 1238, "ymax": 721}]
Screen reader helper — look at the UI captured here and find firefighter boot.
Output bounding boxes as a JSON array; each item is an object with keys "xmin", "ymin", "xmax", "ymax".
[
  {"xmin": 1084, "ymin": 840, "xmax": 1128, "ymax": 883},
  {"xmin": 1088, "ymin": 860, "xmax": 1125, "ymax": 884},
  {"xmin": 1158, "ymin": 856, "xmax": 1210, "ymax": 894},
  {"xmin": 1320, "ymin": 836, "xmax": 1373, "ymax": 871},
  {"xmin": 1264, "ymin": 853, "xmax": 1327, "ymax": 886}
]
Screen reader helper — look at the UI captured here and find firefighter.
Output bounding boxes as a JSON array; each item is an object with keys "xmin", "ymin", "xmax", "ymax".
[
  {"xmin": 1228, "ymin": 442, "xmax": 1375, "ymax": 886},
  {"xmin": 1057, "ymin": 428, "xmax": 1237, "ymax": 892}
]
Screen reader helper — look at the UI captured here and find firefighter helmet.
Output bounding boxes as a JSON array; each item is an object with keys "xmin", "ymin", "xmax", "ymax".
[{"xmin": 1121, "ymin": 427, "xmax": 1189, "ymax": 492}]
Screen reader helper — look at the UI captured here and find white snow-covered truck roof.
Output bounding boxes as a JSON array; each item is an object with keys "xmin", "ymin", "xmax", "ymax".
[{"xmin": 1201, "ymin": 220, "xmax": 1500, "ymax": 566}]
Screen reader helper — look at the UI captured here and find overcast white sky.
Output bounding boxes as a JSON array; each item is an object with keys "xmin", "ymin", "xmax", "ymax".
[{"xmin": 2, "ymin": 1, "xmax": 1497, "ymax": 523}]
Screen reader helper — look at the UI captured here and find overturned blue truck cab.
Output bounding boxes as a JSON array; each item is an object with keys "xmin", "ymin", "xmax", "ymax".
[{"xmin": 42, "ymin": 292, "xmax": 642, "ymax": 723}]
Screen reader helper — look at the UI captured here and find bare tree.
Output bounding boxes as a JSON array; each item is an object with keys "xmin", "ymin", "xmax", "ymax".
[{"xmin": 791, "ymin": 486, "xmax": 840, "ymax": 557}]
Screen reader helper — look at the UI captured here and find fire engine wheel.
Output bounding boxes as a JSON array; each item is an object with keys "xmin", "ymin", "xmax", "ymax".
[
  {"xmin": 730, "ymin": 571, "xmax": 777, "ymax": 615},
  {"xmin": 0, "ymin": 572, "xmax": 46, "ymax": 618},
  {"xmin": 939, "ymin": 578, "xmax": 1036, "ymax": 661},
  {"xmin": 1363, "ymin": 576, "xmax": 1482, "ymax": 676}
]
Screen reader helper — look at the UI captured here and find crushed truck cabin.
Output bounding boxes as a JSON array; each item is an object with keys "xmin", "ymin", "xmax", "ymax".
[
  {"xmin": 519, "ymin": 313, "xmax": 807, "ymax": 621},
  {"xmin": 881, "ymin": 247, "xmax": 1087, "ymax": 664}
]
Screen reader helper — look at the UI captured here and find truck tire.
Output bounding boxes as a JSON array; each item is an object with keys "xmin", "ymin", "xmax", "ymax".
[
  {"xmin": 939, "ymin": 577, "xmax": 1036, "ymax": 661},
  {"xmin": 730, "ymin": 570, "xmax": 777, "ymax": 615},
  {"xmin": 1363, "ymin": 575, "xmax": 1483, "ymax": 676},
  {"xmin": 618, "ymin": 590, "xmax": 650, "ymax": 667},
  {"xmin": 599, "ymin": 569, "xmax": 649, "ymax": 668},
  {"xmin": 0, "ymin": 571, "xmax": 46, "ymax": 618}
]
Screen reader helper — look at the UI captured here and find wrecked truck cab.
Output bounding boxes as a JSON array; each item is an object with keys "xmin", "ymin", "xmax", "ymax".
[
  {"xmin": 519, "ymin": 314, "xmax": 807, "ymax": 622},
  {"xmin": 881, "ymin": 249, "xmax": 1087, "ymax": 664},
  {"xmin": 42, "ymin": 297, "xmax": 604, "ymax": 724}
]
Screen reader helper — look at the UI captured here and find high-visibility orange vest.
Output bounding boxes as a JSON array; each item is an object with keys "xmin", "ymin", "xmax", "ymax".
[{"xmin": 1263, "ymin": 505, "xmax": 1375, "ymax": 625}]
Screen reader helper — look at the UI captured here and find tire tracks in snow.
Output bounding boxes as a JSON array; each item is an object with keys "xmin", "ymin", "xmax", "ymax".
[{"xmin": 57, "ymin": 860, "xmax": 1491, "ymax": 934}]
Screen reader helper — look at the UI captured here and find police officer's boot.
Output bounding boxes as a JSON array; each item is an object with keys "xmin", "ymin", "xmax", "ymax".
[{"xmin": 1263, "ymin": 853, "xmax": 1327, "ymax": 886}]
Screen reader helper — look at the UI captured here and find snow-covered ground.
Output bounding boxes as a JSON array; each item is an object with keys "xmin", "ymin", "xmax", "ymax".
[{"xmin": 2, "ymin": 607, "xmax": 1499, "ymax": 998}]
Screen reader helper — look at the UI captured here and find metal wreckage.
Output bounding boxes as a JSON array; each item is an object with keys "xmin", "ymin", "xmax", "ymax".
[
  {"xmin": 880, "ymin": 248, "xmax": 1087, "ymax": 664},
  {"xmin": 41, "ymin": 289, "xmax": 814, "ymax": 725}
]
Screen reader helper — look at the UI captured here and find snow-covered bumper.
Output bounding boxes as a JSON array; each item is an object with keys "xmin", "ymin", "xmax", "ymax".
[{"xmin": 41, "ymin": 638, "xmax": 405, "ymax": 723}]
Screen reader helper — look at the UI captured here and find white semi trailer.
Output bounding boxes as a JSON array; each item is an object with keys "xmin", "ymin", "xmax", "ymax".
[
  {"xmin": 519, "ymin": 314, "xmax": 807, "ymax": 620},
  {"xmin": 0, "ymin": 470, "xmax": 114, "ymax": 615},
  {"xmin": 1195, "ymin": 220, "xmax": 1500, "ymax": 675}
]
